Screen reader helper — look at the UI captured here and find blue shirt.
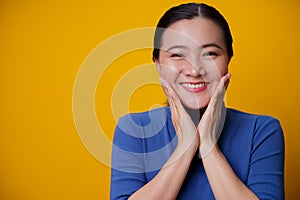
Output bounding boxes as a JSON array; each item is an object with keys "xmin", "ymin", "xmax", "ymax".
[{"xmin": 110, "ymin": 107, "xmax": 285, "ymax": 199}]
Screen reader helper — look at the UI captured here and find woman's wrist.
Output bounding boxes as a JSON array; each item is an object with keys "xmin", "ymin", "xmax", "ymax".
[
  {"xmin": 175, "ymin": 136, "xmax": 199, "ymax": 157},
  {"xmin": 199, "ymin": 143, "xmax": 219, "ymax": 159}
]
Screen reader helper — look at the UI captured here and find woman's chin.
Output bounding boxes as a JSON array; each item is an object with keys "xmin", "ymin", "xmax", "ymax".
[{"xmin": 181, "ymin": 99, "xmax": 209, "ymax": 110}]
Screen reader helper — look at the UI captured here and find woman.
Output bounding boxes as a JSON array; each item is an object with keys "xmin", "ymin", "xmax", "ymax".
[{"xmin": 110, "ymin": 3, "xmax": 284, "ymax": 200}]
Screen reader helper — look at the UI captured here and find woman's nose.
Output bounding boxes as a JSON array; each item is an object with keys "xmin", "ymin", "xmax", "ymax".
[{"xmin": 182, "ymin": 59, "xmax": 206, "ymax": 77}]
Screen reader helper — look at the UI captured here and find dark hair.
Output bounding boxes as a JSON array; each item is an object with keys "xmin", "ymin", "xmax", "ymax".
[{"xmin": 152, "ymin": 3, "xmax": 233, "ymax": 61}]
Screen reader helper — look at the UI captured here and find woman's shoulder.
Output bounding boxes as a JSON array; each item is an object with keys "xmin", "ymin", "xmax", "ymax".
[
  {"xmin": 226, "ymin": 108, "xmax": 283, "ymax": 138},
  {"xmin": 227, "ymin": 108, "xmax": 280, "ymax": 123},
  {"xmin": 118, "ymin": 106, "xmax": 170, "ymax": 126},
  {"xmin": 116, "ymin": 107, "xmax": 171, "ymax": 139}
]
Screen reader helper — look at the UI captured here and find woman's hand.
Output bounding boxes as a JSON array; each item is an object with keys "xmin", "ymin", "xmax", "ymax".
[
  {"xmin": 198, "ymin": 74, "xmax": 231, "ymax": 158},
  {"xmin": 160, "ymin": 78, "xmax": 199, "ymax": 154},
  {"xmin": 160, "ymin": 73, "xmax": 230, "ymax": 159}
]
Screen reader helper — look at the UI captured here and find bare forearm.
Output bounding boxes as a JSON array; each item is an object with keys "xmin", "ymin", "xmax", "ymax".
[
  {"xmin": 129, "ymin": 142, "xmax": 198, "ymax": 200},
  {"xmin": 202, "ymin": 146, "xmax": 259, "ymax": 200}
]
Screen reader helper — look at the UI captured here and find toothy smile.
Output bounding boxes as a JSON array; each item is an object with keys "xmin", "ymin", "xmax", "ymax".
[
  {"xmin": 180, "ymin": 82, "xmax": 208, "ymax": 89},
  {"xmin": 180, "ymin": 82, "xmax": 209, "ymax": 93}
]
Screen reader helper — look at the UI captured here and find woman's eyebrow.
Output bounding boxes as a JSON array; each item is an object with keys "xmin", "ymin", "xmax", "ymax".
[
  {"xmin": 165, "ymin": 43, "xmax": 223, "ymax": 51},
  {"xmin": 166, "ymin": 45, "xmax": 188, "ymax": 51},
  {"xmin": 201, "ymin": 43, "xmax": 223, "ymax": 50}
]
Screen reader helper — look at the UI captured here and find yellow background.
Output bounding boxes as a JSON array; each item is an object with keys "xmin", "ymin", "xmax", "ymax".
[{"xmin": 1, "ymin": 0, "xmax": 299, "ymax": 199}]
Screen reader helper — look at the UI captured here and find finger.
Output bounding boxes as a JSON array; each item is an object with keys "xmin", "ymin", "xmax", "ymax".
[
  {"xmin": 224, "ymin": 73, "xmax": 231, "ymax": 90},
  {"xmin": 204, "ymin": 74, "xmax": 229, "ymax": 115},
  {"xmin": 211, "ymin": 73, "xmax": 231, "ymax": 102},
  {"xmin": 161, "ymin": 87, "xmax": 180, "ymax": 123},
  {"xmin": 160, "ymin": 78, "xmax": 178, "ymax": 99},
  {"xmin": 162, "ymin": 86, "xmax": 176, "ymax": 115},
  {"xmin": 159, "ymin": 77, "xmax": 171, "ymax": 89},
  {"xmin": 169, "ymin": 91, "xmax": 181, "ymax": 120},
  {"xmin": 160, "ymin": 78, "xmax": 176, "ymax": 106},
  {"xmin": 161, "ymin": 81, "xmax": 182, "ymax": 133},
  {"xmin": 160, "ymin": 77, "xmax": 182, "ymax": 114},
  {"xmin": 160, "ymin": 78, "xmax": 176, "ymax": 107},
  {"xmin": 217, "ymin": 73, "xmax": 231, "ymax": 92}
]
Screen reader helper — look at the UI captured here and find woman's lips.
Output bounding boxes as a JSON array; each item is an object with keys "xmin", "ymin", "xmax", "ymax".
[{"xmin": 180, "ymin": 82, "xmax": 209, "ymax": 93}]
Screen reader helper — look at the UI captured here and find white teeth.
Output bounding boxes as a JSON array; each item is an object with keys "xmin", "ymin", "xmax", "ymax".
[{"xmin": 181, "ymin": 83, "xmax": 206, "ymax": 89}]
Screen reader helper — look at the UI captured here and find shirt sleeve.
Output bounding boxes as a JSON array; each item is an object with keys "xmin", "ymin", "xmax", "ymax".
[
  {"xmin": 110, "ymin": 115, "xmax": 147, "ymax": 200},
  {"xmin": 247, "ymin": 116, "xmax": 285, "ymax": 200}
]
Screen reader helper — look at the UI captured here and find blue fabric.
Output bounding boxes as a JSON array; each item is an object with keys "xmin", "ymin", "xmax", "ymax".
[{"xmin": 110, "ymin": 107, "xmax": 285, "ymax": 200}]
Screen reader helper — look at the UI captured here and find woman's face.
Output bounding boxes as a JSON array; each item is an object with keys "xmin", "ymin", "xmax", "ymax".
[{"xmin": 156, "ymin": 17, "xmax": 229, "ymax": 109}]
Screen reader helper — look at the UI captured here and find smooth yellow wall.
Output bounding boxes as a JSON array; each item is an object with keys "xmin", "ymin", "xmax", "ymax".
[{"xmin": 1, "ymin": 0, "xmax": 299, "ymax": 199}]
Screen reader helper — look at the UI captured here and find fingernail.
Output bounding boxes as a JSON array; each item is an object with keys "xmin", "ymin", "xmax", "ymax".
[{"xmin": 160, "ymin": 77, "xmax": 167, "ymax": 86}]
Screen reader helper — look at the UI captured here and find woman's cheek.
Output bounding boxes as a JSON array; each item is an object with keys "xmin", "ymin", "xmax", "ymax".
[
  {"xmin": 207, "ymin": 63, "xmax": 228, "ymax": 80},
  {"xmin": 216, "ymin": 57, "xmax": 229, "ymax": 75},
  {"xmin": 160, "ymin": 70, "xmax": 177, "ymax": 85},
  {"xmin": 159, "ymin": 63, "xmax": 182, "ymax": 79}
]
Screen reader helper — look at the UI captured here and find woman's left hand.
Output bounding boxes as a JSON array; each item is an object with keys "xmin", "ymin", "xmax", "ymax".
[{"xmin": 197, "ymin": 73, "xmax": 231, "ymax": 158}]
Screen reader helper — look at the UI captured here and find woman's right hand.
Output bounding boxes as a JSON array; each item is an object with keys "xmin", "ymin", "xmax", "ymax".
[{"xmin": 160, "ymin": 78, "xmax": 200, "ymax": 153}]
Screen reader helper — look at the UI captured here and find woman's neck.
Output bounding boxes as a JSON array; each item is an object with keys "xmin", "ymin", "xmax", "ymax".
[{"xmin": 182, "ymin": 104, "xmax": 207, "ymax": 126}]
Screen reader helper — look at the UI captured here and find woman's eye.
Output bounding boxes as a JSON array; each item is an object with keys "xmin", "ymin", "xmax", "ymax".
[
  {"xmin": 202, "ymin": 51, "xmax": 218, "ymax": 57},
  {"xmin": 170, "ymin": 53, "xmax": 184, "ymax": 58}
]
